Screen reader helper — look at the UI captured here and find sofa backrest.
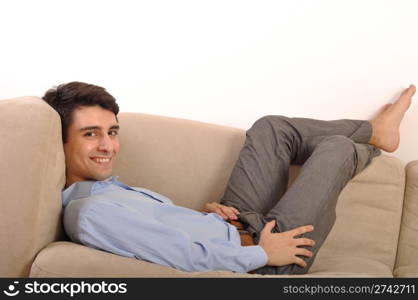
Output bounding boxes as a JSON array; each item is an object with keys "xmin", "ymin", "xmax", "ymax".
[
  {"xmin": 113, "ymin": 112, "xmax": 247, "ymax": 211},
  {"xmin": 0, "ymin": 97, "xmax": 65, "ymax": 277}
]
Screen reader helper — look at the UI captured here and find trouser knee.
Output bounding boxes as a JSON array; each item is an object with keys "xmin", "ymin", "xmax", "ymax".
[
  {"xmin": 249, "ymin": 115, "xmax": 294, "ymax": 141},
  {"xmin": 317, "ymin": 135, "xmax": 357, "ymax": 161}
]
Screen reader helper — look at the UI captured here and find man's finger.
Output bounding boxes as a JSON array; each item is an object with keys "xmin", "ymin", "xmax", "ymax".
[
  {"xmin": 225, "ymin": 207, "xmax": 239, "ymax": 218},
  {"xmin": 231, "ymin": 207, "xmax": 240, "ymax": 215},
  {"xmin": 295, "ymin": 248, "xmax": 313, "ymax": 258},
  {"xmin": 294, "ymin": 257, "xmax": 307, "ymax": 268},
  {"xmin": 295, "ymin": 238, "xmax": 315, "ymax": 247},
  {"xmin": 262, "ymin": 220, "xmax": 276, "ymax": 233},
  {"xmin": 221, "ymin": 207, "xmax": 237, "ymax": 220},
  {"xmin": 216, "ymin": 210, "xmax": 228, "ymax": 220},
  {"xmin": 289, "ymin": 225, "xmax": 314, "ymax": 237}
]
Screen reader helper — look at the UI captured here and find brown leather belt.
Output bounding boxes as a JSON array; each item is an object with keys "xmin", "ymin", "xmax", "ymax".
[{"xmin": 228, "ymin": 220, "xmax": 254, "ymax": 246}]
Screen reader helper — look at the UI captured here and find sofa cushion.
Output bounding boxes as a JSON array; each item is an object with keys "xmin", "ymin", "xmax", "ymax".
[
  {"xmin": 393, "ymin": 161, "xmax": 418, "ymax": 277},
  {"xmin": 112, "ymin": 112, "xmax": 246, "ymax": 212},
  {"xmin": 0, "ymin": 97, "xmax": 66, "ymax": 277},
  {"xmin": 29, "ymin": 241, "xmax": 388, "ymax": 278},
  {"xmin": 309, "ymin": 155, "xmax": 404, "ymax": 277}
]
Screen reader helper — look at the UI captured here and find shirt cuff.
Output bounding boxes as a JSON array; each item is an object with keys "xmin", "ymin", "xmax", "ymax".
[{"xmin": 241, "ymin": 245, "xmax": 268, "ymax": 272}]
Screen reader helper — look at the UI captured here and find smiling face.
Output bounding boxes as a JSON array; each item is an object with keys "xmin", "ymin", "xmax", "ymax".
[{"xmin": 63, "ymin": 105, "xmax": 120, "ymax": 188}]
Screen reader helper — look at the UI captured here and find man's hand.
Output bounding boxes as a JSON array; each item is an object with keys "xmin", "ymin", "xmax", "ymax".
[
  {"xmin": 258, "ymin": 220, "xmax": 315, "ymax": 268},
  {"xmin": 202, "ymin": 202, "xmax": 240, "ymax": 220}
]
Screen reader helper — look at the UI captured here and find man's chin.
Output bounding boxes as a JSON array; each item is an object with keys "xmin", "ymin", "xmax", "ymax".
[{"xmin": 87, "ymin": 172, "xmax": 113, "ymax": 182}]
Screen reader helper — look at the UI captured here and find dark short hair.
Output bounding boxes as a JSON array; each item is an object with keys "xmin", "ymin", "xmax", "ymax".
[{"xmin": 42, "ymin": 81, "xmax": 119, "ymax": 143}]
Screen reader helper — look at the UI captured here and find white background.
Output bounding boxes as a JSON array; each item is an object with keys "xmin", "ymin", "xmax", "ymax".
[{"xmin": 1, "ymin": 0, "xmax": 417, "ymax": 163}]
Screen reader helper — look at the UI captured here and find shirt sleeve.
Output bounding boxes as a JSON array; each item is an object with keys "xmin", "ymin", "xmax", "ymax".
[{"xmin": 63, "ymin": 197, "xmax": 267, "ymax": 273}]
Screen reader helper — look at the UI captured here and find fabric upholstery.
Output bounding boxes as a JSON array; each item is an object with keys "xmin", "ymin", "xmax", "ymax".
[
  {"xmin": 0, "ymin": 97, "xmax": 66, "ymax": 277},
  {"xmin": 112, "ymin": 112, "xmax": 246, "ymax": 212},
  {"xmin": 393, "ymin": 161, "xmax": 418, "ymax": 277},
  {"xmin": 309, "ymin": 156, "xmax": 404, "ymax": 277},
  {"xmin": 30, "ymin": 241, "xmax": 389, "ymax": 278}
]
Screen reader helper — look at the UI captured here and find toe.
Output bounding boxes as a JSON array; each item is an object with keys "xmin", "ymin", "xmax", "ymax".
[
  {"xmin": 409, "ymin": 84, "xmax": 416, "ymax": 96},
  {"xmin": 404, "ymin": 84, "xmax": 416, "ymax": 97}
]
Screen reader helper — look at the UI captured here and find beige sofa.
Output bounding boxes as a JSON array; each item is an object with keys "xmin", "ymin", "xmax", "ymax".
[{"xmin": 1, "ymin": 96, "xmax": 418, "ymax": 278}]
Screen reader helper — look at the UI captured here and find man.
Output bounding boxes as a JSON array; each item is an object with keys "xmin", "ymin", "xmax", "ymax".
[{"xmin": 42, "ymin": 82, "xmax": 416, "ymax": 274}]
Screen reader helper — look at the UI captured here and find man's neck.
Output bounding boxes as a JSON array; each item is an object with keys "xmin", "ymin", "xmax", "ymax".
[{"xmin": 65, "ymin": 176, "xmax": 78, "ymax": 189}]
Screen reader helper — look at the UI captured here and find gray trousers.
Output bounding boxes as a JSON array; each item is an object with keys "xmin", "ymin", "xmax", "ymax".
[{"xmin": 220, "ymin": 115, "xmax": 381, "ymax": 275}]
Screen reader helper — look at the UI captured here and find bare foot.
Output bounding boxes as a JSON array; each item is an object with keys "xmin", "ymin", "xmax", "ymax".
[{"xmin": 369, "ymin": 84, "xmax": 416, "ymax": 152}]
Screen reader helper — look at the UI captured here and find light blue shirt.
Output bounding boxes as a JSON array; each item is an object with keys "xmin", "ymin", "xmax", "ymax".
[{"xmin": 62, "ymin": 176, "xmax": 268, "ymax": 273}]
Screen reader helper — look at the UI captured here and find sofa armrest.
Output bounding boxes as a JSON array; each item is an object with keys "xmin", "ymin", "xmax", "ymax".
[
  {"xmin": 0, "ymin": 97, "xmax": 66, "ymax": 277},
  {"xmin": 394, "ymin": 160, "xmax": 418, "ymax": 277}
]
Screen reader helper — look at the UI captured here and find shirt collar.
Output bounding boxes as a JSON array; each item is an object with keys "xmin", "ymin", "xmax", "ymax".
[{"xmin": 61, "ymin": 176, "xmax": 122, "ymax": 208}]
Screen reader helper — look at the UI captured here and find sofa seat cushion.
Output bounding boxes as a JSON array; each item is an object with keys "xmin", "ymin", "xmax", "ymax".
[
  {"xmin": 30, "ymin": 241, "xmax": 391, "ymax": 278},
  {"xmin": 307, "ymin": 251, "xmax": 393, "ymax": 277}
]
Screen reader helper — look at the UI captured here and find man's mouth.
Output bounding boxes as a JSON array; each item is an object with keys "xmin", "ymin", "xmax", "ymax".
[{"xmin": 90, "ymin": 157, "xmax": 112, "ymax": 166}]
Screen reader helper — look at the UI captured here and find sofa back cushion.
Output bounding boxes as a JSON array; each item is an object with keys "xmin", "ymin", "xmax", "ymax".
[
  {"xmin": 113, "ymin": 112, "xmax": 246, "ymax": 211},
  {"xmin": 0, "ymin": 97, "xmax": 66, "ymax": 277},
  {"xmin": 309, "ymin": 156, "xmax": 405, "ymax": 275}
]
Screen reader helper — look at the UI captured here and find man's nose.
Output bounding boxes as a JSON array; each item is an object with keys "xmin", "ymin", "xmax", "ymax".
[{"xmin": 98, "ymin": 135, "xmax": 113, "ymax": 152}]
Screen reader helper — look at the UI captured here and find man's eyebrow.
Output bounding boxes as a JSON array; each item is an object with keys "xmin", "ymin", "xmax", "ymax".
[{"xmin": 78, "ymin": 125, "xmax": 120, "ymax": 132}]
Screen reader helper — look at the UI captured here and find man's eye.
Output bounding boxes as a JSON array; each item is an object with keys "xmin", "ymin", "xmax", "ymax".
[
  {"xmin": 84, "ymin": 132, "xmax": 96, "ymax": 137},
  {"xmin": 109, "ymin": 131, "xmax": 119, "ymax": 136}
]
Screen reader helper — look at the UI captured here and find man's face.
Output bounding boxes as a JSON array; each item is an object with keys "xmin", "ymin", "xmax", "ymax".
[{"xmin": 63, "ymin": 105, "xmax": 120, "ymax": 188}]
